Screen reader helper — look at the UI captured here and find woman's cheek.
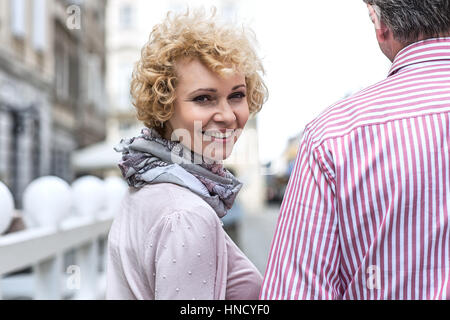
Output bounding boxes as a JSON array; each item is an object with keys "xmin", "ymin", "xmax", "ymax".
[{"xmin": 238, "ymin": 107, "xmax": 250, "ymax": 128}]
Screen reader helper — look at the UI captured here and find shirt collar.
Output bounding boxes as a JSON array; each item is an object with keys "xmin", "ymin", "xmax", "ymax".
[{"xmin": 388, "ymin": 37, "xmax": 450, "ymax": 77}]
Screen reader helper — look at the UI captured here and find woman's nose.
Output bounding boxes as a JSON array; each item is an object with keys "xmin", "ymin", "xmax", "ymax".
[{"xmin": 213, "ymin": 100, "xmax": 237, "ymax": 124}]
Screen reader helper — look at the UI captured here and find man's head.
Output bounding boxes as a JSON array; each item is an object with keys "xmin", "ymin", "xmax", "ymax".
[{"xmin": 364, "ymin": 0, "xmax": 450, "ymax": 61}]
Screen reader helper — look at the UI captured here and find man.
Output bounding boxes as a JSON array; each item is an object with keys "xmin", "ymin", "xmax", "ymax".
[{"xmin": 261, "ymin": 0, "xmax": 450, "ymax": 300}]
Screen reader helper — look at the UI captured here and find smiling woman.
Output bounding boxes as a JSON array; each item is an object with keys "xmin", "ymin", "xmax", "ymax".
[
  {"xmin": 129, "ymin": 9, "xmax": 267, "ymax": 162},
  {"xmin": 167, "ymin": 57, "xmax": 250, "ymax": 161},
  {"xmin": 107, "ymin": 9, "xmax": 268, "ymax": 300},
  {"xmin": 130, "ymin": 9, "xmax": 267, "ymax": 133}
]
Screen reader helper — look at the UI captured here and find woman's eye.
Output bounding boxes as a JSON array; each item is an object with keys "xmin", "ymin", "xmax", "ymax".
[
  {"xmin": 192, "ymin": 95, "xmax": 215, "ymax": 105},
  {"xmin": 229, "ymin": 92, "xmax": 246, "ymax": 100},
  {"xmin": 193, "ymin": 95, "xmax": 213, "ymax": 104}
]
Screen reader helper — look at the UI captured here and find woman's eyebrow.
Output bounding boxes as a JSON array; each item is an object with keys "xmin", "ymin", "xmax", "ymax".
[
  {"xmin": 189, "ymin": 84, "xmax": 246, "ymax": 95},
  {"xmin": 232, "ymin": 84, "xmax": 246, "ymax": 90},
  {"xmin": 189, "ymin": 88, "xmax": 217, "ymax": 95}
]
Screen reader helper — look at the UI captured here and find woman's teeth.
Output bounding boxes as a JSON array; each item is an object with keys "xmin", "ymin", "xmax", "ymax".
[{"xmin": 203, "ymin": 131, "xmax": 234, "ymax": 139}]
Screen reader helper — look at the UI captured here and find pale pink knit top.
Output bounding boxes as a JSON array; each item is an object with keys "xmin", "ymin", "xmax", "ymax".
[{"xmin": 106, "ymin": 183, "xmax": 262, "ymax": 300}]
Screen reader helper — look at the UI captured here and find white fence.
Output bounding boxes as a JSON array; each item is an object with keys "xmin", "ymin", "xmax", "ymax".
[{"xmin": 0, "ymin": 176, "xmax": 127, "ymax": 300}]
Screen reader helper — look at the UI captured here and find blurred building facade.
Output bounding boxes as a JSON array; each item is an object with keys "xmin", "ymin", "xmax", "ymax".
[
  {"xmin": 53, "ymin": 0, "xmax": 107, "ymax": 181},
  {"xmin": 71, "ymin": 0, "xmax": 145, "ymax": 177},
  {"xmin": 105, "ymin": 0, "xmax": 144, "ymax": 145},
  {"xmin": 0, "ymin": 0, "xmax": 107, "ymax": 207}
]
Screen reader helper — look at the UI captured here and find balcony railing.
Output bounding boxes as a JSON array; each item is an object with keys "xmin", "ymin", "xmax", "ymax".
[{"xmin": 0, "ymin": 175, "xmax": 127, "ymax": 300}]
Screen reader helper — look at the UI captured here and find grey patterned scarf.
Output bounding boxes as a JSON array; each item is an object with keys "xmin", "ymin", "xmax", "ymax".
[{"xmin": 114, "ymin": 127, "xmax": 243, "ymax": 218}]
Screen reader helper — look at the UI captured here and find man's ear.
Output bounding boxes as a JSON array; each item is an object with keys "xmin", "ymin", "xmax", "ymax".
[{"xmin": 368, "ymin": 4, "xmax": 391, "ymax": 43}]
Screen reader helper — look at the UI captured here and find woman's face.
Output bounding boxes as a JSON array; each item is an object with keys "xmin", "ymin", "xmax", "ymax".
[{"xmin": 166, "ymin": 58, "xmax": 249, "ymax": 162}]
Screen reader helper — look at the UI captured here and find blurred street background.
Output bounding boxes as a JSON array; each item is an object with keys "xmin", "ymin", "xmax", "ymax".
[{"xmin": 0, "ymin": 0, "xmax": 391, "ymax": 299}]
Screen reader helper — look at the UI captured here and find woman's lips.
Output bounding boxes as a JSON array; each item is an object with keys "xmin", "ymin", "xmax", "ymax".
[{"xmin": 202, "ymin": 129, "xmax": 237, "ymax": 143}]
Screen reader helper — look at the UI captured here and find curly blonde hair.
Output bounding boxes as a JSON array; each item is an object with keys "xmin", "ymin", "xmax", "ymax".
[{"xmin": 130, "ymin": 9, "xmax": 268, "ymax": 131}]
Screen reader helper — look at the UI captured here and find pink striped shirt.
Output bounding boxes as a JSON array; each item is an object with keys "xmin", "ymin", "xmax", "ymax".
[{"xmin": 261, "ymin": 37, "xmax": 450, "ymax": 300}]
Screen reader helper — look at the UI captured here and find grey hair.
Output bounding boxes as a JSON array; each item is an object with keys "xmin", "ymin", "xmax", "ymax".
[{"xmin": 363, "ymin": 0, "xmax": 450, "ymax": 43}]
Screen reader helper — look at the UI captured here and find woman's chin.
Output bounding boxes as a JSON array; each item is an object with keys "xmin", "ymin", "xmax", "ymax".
[{"xmin": 202, "ymin": 147, "xmax": 234, "ymax": 163}]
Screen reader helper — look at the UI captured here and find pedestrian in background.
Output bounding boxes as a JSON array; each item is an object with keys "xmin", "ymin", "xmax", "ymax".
[
  {"xmin": 106, "ymin": 9, "xmax": 268, "ymax": 300},
  {"xmin": 262, "ymin": 0, "xmax": 450, "ymax": 300}
]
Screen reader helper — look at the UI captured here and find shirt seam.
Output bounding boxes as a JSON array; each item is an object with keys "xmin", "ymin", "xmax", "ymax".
[{"xmin": 313, "ymin": 148, "xmax": 337, "ymax": 188}]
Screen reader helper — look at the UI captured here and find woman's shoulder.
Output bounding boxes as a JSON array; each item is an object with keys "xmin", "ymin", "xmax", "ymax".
[
  {"xmin": 129, "ymin": 182, "xmax": 212, "ymax": 208},
  {"xmin": 119, "ymin": 183, "xmax": 220, "ymax": 225},
  {"xmin": 110, "ymin": 183, "xmax": 221, "ymax": 248}
]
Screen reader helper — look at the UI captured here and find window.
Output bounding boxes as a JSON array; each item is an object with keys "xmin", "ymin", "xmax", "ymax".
[
  {"xmin": 69, "ymin": 54, "xmax": 79, "ymax": 103},
  {"xmin": 119, "ymin": 4, "xmax": 133, "ymax": 29},
  {"xmin": 0, "ymin": 111, "xmax": 12, "ymax": 187},
  {"xmin": 32, "ymin": 0, "xmax": 47, "ymax": 52},
  {"xmin": 87, "ymin": 53, "xmax": 101, "ymax": 106},
  {"xmin": 11, "ymin": 0, "xmax": 26, "ymax": 38},
  {"xmin": 117, "ymin": 63, "xmax": 133, "ymax": 111},
  {"xmin": 51, "ymin": 148, "xmax": 70, "ymax": 182},
  {"xmin": 85, "ymin": 53, "xmax": 106, "ymax": 112},
  {"xmin": 0, "ymin": 111, "xmax": 5, "ymax": 183},
  {"xmin": 55, "ymin": 42, "xmax": 69, "ymax": 100},
  {"xmin": 30, "ymin": 117, "xmax": 41, "ymax": 180},
  {"xmin": 8, "ymin": 111, "xmax": 20, "ymax": 205}
]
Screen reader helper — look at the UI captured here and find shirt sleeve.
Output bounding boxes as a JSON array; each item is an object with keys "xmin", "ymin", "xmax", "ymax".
[
  {"xmin": 260, "ymin": 132, "xmax": 343, "ymax": 300},
  {"xmin": 149, "ymin": 210, "xmax": 219, "ymax": 300}
]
